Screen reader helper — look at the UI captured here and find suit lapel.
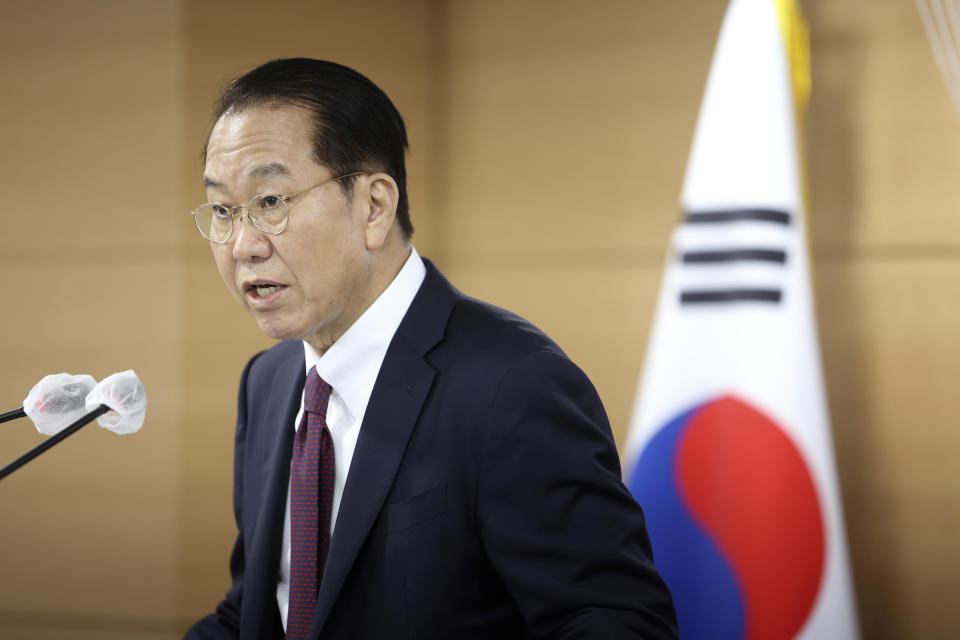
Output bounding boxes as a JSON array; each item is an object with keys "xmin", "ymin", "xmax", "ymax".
[
  {"xmin": 309, "ymin": 260, "xmax": 458, "ymax": 637},
  {"xmin": 241, "ymin": 348, "xmax": 304, "ymax": 640},
  {"xmin": 309, "ymin": 337, "xmax": 434, "ymax": 635}
]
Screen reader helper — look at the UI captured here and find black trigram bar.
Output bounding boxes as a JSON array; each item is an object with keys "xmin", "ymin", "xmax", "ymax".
[
  {"xmin": 680, "ymin": 288, "xmax": 782, "ymax": 304},
  {"xmin": 685, "ymin": 209, "xmax": 790, "ymax": 225},
  {"xmin": 682, "ymin": 249, "xmax": 787, "ymax": 264}
]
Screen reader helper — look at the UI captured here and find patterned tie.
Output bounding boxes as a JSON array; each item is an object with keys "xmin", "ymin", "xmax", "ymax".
[{"xmin": 286, "ymin": 366, "xmax": 335, "ymax": 640}]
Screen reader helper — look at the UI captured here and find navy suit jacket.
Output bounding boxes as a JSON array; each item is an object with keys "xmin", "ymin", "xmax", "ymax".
[{"xmin": 185, "ymin": 259, "xmax": 677, "ymax": 639}]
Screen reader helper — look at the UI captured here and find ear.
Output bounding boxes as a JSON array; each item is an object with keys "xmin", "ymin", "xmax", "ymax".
[{"xmin": 362, "ymin": 172, "xmax": 400, "ymax": 251}]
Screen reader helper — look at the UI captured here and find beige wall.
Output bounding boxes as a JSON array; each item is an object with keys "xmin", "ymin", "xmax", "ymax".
[
  {"xmin": 0, "ymin": 1, "xmax": 184, "ymax": 638},
  {"xmin": 808, "ymin": 3, "xmax": 960, "ymax": 637},
  {"xmin": 0, "ymin": 1, "xmax": 957, "ymax": 638}
]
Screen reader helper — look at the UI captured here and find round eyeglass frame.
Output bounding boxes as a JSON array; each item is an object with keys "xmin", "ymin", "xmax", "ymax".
[{"xmin": 191, "ymin": 171, "xmax": 368, "ymax": 244}]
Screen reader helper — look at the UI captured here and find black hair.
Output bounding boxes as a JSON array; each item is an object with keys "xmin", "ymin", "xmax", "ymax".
[{"xmin": 208, "ymin": 58, "xmax": 413, "ymax": 238}]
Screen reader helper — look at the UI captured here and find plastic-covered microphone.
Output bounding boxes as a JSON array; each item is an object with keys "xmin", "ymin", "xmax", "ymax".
[
  {"xmin": 0, "ymin": 370, "xmax": 146, "ymax": 482},
  {"xmin": 1, "ymin": 373, "xmax": 96, "ymax": 429},
  {"xmin": 85, "ymin": 370, "xmax": 147, "ymax": 435}
]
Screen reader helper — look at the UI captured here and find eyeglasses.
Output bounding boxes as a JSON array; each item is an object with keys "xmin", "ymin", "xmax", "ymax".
[{"xmin": 191, "ymin": 171, "xmax": 367, "ymax": 244}]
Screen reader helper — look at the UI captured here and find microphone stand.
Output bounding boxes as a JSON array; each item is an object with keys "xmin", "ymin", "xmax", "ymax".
[
  {"xmin": 0, "ymin": 408, "xmax": 26, "ymax": 424},
  {"xmin": 0, "ymin": 404, "xmax": 110, "ymax": 481}
]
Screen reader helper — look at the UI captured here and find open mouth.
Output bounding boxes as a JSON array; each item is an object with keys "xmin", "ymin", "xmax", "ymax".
[{"xmin": 245, "ymin": 282, "xmax": 287, "ymax": 299}]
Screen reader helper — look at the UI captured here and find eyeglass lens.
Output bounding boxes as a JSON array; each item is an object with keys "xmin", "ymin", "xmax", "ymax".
[{"xmin": 194, "ymin": 194, "xmax": 289, "ymax": 243}]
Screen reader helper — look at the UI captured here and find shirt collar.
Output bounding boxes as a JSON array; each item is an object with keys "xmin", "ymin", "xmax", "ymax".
[{"xmin": 303, "ymin": 246, "xmax": 426, "ymax": 421}]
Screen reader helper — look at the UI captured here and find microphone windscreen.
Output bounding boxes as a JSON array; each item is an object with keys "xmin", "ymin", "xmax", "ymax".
[
  {"xmin": 85, "ymin": 370, "xmax": 146, "ymax": 435},
  {"xmin": 23, "ymin": 373, "xmax": 97, "ymax": 436}
]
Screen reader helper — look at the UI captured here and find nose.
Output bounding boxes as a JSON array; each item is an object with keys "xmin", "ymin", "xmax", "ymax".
[{"xmin": 231, "ymin": 212, "xmax": 273, "ymax": 262}]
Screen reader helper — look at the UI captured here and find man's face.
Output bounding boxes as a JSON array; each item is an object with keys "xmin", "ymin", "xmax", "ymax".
[{"xmin": 202, "ymin": 104, "xmax": 375, "ymax": 350}]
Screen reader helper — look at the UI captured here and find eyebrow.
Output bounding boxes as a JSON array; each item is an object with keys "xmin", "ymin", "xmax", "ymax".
[
  {"xmin": 250, "ymin": 162, "xmax": 291, "ymax": 179},
  {"xmin": 202, "ymin": 162, "xmax": 292, "ymax": 189}
]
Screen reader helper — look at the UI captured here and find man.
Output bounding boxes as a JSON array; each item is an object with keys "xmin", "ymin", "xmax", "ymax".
[{"xmin": 185, "ymin": 58, "xmax": 677, "ymax": 640}]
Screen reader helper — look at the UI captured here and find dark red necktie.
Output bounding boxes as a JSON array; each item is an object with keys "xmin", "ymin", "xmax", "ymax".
[{"xmin": 286, "ymin": 367, "xmax": 335, "ymax": 640}]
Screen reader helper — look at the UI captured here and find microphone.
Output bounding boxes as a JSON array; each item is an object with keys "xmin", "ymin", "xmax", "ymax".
[
  {"xmin": 0, "ymin": 370, "xmax": 146, "ymax": 482},
  {"xmin": 84, "ymin": 370, "xmax": 147, "ymax": 435},
  {"xmin": 0, "ymin": 373, "xmax": 96, "ymax": 427}
]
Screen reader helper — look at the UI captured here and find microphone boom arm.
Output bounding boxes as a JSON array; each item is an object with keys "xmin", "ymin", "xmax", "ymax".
[
  {"xmin": 0, "ymin": 404, "xmax": 110, "ymax": 481},
  {"xmin": 0, "ymin": 408, "xmax": 26, "ymax": 424}
]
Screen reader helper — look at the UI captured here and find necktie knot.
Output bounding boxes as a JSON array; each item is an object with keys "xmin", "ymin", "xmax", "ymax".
[{"xmin": 304, "ymin": 367, "xmax": 332, "ymax": 416}]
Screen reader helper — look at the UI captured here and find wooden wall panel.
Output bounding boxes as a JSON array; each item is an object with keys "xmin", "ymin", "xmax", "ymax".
[
  {"xmin": 0, "ymin": 263, "xmax": 181, "ymax": 618},
  {"xmin": 0, "ymin": 1, "xmax": 184, "ymax": 253},
  {"xmin": 807, "ymin": 0, "xmax": 960, "ymax": 251},
  {"xmin": 440, "ymin": 0, "xmax": 725, "ymax": 261},
  {"xmin": 816, "ymin": 258, "xmax": 960, "ymax": 638},
  {"xmin": 0, "ymin": 1, "xmax": 185, "ymax": 638},
  {"xmin": 808, "ymin": 1, "xmax": 960, "ymax": 636}
]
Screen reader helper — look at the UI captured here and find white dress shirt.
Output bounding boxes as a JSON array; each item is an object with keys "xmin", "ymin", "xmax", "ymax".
[{"xmin": 276, "ymin": 247, "xmax": 426, "ymax": 630}]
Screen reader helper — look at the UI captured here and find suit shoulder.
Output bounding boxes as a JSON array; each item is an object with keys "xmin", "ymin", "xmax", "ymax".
[
  {"xmin": 436, "ymin": 295, "xmax": 568, "ymax": 372},
  {"xmin": 244, "ymin": 340, "xmax": 303, "ymax": 381}
]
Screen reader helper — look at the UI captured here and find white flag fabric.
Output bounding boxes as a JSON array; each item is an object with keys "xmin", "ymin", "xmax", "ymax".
[{"xmin": 623, "ymin": 1, "xmax": 859, "ymax": 638}]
